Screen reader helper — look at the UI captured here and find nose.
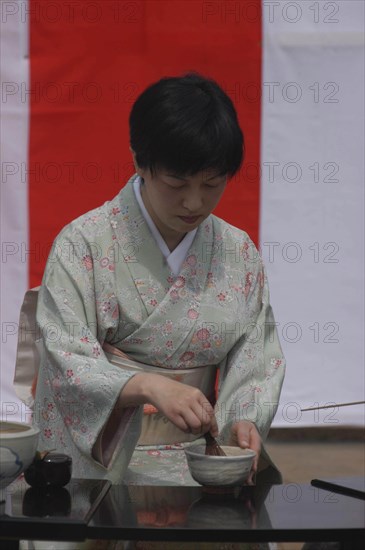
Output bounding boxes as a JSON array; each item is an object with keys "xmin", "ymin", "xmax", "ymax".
[{"xmin": 182, "ymin": 191, "xmax": 203, "ymax": 213}]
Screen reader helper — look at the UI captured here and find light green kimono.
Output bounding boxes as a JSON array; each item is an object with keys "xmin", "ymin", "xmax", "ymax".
[{"xmin": 33, "ymin": 173, "xmax": 285, "ymax": 485}]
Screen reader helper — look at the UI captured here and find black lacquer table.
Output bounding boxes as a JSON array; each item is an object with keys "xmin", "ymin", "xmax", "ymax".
[
  {"xmin": 0, "ymin": 478, "xmax": 110, "ymax": 545},
  {"xmin": 1, "ymin": 477, "xmax": 364, "ymax": 546}
]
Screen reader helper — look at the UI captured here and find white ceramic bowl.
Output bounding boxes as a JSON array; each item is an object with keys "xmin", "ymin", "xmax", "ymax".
[
  {"xmin": 184, "ymin": 445, "xmax": 256, "ymax": 487},
  {"xmin": 0, "ymin": 421, "xmax": 40, "ymax": 492}
]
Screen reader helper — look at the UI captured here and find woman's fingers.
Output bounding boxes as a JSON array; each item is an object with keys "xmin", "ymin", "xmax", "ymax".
[
  {"xmin": 120, "ymin": 373, "xmax": 218, "ymax": 440},
  {"xmin": 230, "ymin": 421, "xmax": 262, "ymax": 475},
  {"xmin": 147, "ymin": 376, "xmax": 218, "ymax": 435},
  {"xmin": 182, "ymin": 399, "xmax": 217, "ymax": 435},
  {"xmin": 109, "ymin": 354, "xmax": 218, "ymax": 435},
  {"xmin": 179, "ymin": 409, "xmax": 206, "ymax": 434},
  {"xmin": 236, "ymin": 422, "xmax": 261, "ymax": 453}
]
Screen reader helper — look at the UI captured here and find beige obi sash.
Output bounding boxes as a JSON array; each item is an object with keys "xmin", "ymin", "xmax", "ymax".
[{"xmin": 105, "ymin": 353, "xmax": 217, "ymax": 446}]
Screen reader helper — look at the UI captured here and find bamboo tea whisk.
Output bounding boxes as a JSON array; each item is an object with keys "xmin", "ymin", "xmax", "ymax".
[{"xmin": 204, "ymin": 432, "xmax": 226, "ymax": 456}]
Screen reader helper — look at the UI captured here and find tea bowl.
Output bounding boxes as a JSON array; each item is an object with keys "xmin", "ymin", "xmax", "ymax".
[
  {"xmin": 184, "ymin": 444, "xmax": 256, "ymax": 487},
  {"xmin": 0, "ymin": 421, "xmax": 40, "ymax": 495}
]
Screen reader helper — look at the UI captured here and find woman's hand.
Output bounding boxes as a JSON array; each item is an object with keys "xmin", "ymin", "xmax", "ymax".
[
  {"xmin": 103, "ymin": 343, "xmax": 218, "ymax": 436},
  {"xmin": 229, "ymin": 421, "xmax": 261, "ymax": 484},
  {"xmin": 120, "ymin": 373, "xmax": 218, "ymax": 437}
]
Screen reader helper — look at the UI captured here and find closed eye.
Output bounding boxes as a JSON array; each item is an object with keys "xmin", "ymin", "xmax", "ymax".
[
  {"xmin": 163, "ymin": 174, "xmax": 226, "ymax": 189},
  {"xmin": 163, "ymin": 177, "xmax": 186, "ymax": 189},
  {"xmin": 205, "ymin": 179, "xmax": 226, "ymax": 188}
]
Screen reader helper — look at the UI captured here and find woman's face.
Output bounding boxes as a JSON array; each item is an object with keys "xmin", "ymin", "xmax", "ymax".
[{"xmin": 134, "ymin": 161, "xmax": 227, "ymax": 250}]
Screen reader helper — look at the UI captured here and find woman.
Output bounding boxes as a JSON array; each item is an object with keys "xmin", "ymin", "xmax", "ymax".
[{"xmin": 27, "ymin": 72, "xmax": 285, "ymax": 546}]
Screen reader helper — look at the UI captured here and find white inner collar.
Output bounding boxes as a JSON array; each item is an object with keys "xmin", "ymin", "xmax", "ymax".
[{"xmin": 133, "ymin": 175, "xmax": 197, "ymax": 276}]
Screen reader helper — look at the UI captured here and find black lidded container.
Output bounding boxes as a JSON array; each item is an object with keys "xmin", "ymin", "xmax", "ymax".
[{"xmin": 24, "ymin": 452, "xmax": 72, "ymax": 488}]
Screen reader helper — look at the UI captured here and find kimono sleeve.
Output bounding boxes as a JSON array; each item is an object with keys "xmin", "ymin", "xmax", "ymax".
[
  {"xmin": 35, "ymin": 226, "xmax": 139, "ymax": 468},
  {"xmin": 215, "ymin": 260, "xmax": 285, "ymax": 446}
]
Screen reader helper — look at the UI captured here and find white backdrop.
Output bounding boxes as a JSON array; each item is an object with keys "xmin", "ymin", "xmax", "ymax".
[
  {"xmin": 1, "ymin": 1, "xmax": 364, "ymax": 427},
  {"xmin": 1, "ymin": 1, "xmax": 30, "ymax": 423},
  {"xmin": 261, "ymin": 0, "xmax": 364, "ymax": 426}
]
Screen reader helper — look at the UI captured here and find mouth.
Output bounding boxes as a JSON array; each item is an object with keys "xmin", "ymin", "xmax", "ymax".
[{"xmin": 179, "ymin": 216, "xmax": 201, "ymax": 224}]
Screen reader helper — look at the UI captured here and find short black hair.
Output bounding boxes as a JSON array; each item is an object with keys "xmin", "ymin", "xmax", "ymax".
[{"xmin": 129, "ymin": 72, "xmax": 244, "ymax": 179}]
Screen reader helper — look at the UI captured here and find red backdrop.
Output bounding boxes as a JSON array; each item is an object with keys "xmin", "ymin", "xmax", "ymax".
[{"xmin": 29, "ymin": 0, "xmax": 262, "ymax": 287}]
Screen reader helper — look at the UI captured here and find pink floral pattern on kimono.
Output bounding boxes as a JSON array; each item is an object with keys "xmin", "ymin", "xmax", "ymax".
[{"xmin": 34, "ymin": 174, "xmax": 285, "ymax": 484}]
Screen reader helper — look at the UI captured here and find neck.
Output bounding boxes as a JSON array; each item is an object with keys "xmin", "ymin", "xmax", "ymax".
[
  {"xmin": 139, "ymin": 180, "xmax": 186, "ymax": 252},
  {"xmin": 165, "ymin": 233, "xmax": 186, "ymax": 252}
]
